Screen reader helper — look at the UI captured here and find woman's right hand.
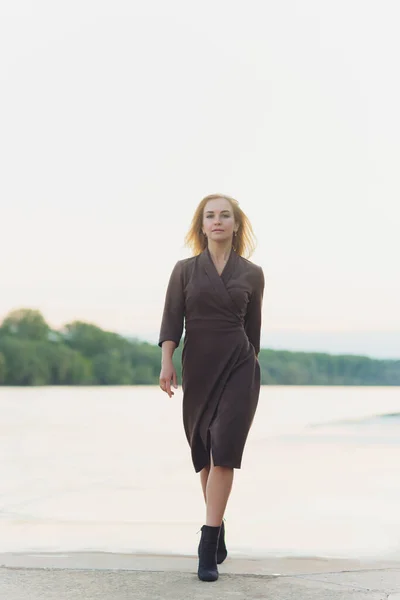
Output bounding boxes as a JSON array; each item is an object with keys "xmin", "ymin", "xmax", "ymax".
[{"xmin": 159, "ymin": 361, "xmax": 178, "ymax": 398}]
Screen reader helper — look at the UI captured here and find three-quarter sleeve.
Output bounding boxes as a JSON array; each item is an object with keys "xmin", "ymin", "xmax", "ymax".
[
  {"xmin": 244, "ymin": 266, "xmax": 265, "ymax": 355},
  {"xmin": 158, "ymin": 260, "xmax": 185, "ymax": 348}
]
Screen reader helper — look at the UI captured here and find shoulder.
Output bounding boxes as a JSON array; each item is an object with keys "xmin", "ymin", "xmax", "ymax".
[
  {"xmin": 168, "ymin": 256, "xmax": 196, "ymax": 284},
  {"xmin": 177, "ymin": 256, "xmax": 197, "ymax": 268},
  {"xmin": 170, "ymin": 256, "xmax": 196, "ymax": 270},
  {"xmin": 237, "ymin": 255, "xmax": 265, "ymax": 292},
  {"xmin": 237, "ymin": 255, "xmax": 264, "ymax": 277},
  {"xmin": 172, "ymin": 255, "xmax": 197, "ymax": 275}
]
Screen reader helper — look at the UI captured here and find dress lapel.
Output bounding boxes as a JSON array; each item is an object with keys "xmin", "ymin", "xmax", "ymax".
[{"xmin": 199, "ymin": 247, "xmax": 239, "ymax": 316}]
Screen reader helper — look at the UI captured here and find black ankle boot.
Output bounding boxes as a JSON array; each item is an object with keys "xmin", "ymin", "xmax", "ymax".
[
  {"xmin": 217, "ymin": 519, "xmax": 228, "ymax": 564},
  {"xmin": 197, "ymin": 525, "xmax": 220, "ymax": 582}
]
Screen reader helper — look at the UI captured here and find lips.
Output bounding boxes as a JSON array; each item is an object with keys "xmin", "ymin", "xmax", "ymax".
[{"xmin": 212, "ymin": 229, "xmax": 224, "ymax": 232}]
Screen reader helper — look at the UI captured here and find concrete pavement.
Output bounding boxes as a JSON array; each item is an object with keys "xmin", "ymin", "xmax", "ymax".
[{"xmin": 1, "ymin": 552, "xmax": 399, "ymax": 599}]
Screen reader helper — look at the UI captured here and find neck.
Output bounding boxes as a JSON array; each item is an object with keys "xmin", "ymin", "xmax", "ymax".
[{"xmin": 207, "ymin": 240, "xmax": 233, "ymax": 261}]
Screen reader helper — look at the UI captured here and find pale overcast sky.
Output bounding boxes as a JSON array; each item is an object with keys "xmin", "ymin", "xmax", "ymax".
[{"xmin": 1, "ymin": 0, "xmax": 399, "ymax": 358}]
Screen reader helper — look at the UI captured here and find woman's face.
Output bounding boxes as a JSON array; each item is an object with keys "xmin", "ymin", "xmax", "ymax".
[{"xmin": 202, "ymin": 197, "xmax": 238, "ymax": 244}]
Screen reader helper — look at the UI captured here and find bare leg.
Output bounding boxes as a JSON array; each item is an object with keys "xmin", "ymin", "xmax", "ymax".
[
  {"xmin": 200, "ymin": 465, "xmax": 210, "ymax": 503},
  {"xmin": 205, "ymin": 453, "xmax": 234, "ymax": 527}
]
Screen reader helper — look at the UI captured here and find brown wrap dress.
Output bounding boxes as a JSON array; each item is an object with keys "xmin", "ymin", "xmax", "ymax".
[{"xmin": 159, "ymin": 246, "xmax": 264, "ymax": 473}]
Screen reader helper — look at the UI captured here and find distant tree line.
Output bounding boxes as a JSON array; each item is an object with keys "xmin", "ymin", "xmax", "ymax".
[{"xmin": 0, "ymin": 309, "xmax": 399, "ymax": 386}]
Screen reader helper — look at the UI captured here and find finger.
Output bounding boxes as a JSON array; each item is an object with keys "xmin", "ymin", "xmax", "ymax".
[
  {"xmin": 165, "ymin": 379, "xmax": 172, "ymax": 397},
  {"xmin": 172, "ymin": 371, "xmax": 178, "ymax": 389}
]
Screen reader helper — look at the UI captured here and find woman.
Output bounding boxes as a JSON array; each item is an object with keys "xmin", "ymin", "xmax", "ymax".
[{"xmin": 158, "ymin": 194, "xmax": 264, "ymax": 582}]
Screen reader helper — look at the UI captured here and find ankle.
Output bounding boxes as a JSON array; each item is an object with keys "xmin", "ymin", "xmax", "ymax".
[{"xmin": 202, "ymin": 524, "xmax": 220, "ymax": 532}]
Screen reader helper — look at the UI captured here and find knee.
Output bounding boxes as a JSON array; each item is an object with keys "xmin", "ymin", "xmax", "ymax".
[{"xmin": 211, "ymin": 464, "xmax": 234, "ymax": 476}]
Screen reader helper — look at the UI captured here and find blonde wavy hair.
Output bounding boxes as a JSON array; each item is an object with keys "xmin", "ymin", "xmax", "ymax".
[{"xmin": 184, "ymin": 194, "xmax": 257, "ymax": 258}]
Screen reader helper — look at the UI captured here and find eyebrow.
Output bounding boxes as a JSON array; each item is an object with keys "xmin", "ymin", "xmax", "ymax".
[{"xmin": 205, "ymin": 209, "xmax": 231, "ymax": 214}]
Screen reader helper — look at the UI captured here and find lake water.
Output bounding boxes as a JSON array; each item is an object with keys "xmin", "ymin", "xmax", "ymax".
[{"xmin": 1, "ymin": 385, "xmax": 400, "ymax": 559}]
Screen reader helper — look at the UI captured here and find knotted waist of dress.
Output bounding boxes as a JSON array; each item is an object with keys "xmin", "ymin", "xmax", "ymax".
[{"xmin": 185, "ymin": 316, "xmax": 245, "ymax": 333}]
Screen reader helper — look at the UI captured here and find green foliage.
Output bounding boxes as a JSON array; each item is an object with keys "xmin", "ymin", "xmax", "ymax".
[
  {"xmin": 0, "ymin": 309, "xmax": 50, "ymax": 341},
  {"xmin": 0, "ymin": 336, "xmax": 51, "ymax": 385},
  {"xmin": 63, "ymin": 321, "xmax": 128, "ymax": 358},
  {"xmin": 92, "ymin": 350, "xmax": 133, "ymax": 385},
  {"xmin": 257, "ymin": 349, "xmax": 400, "ymax": 386},
  {"xmin": 0, "ymin": 308, "xmax": 399, "ymax": 386},
  {"xmin": 0, "ymin": 351, "xmax": 7, "ymax": 384},
  {"xmin": 0, "ymin": 336, "xmax": 93, "ymax": 386}
]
